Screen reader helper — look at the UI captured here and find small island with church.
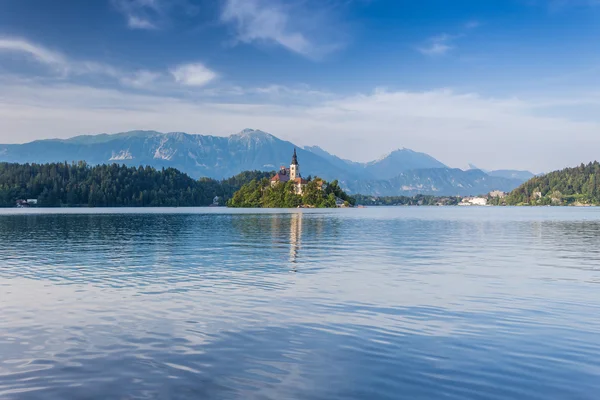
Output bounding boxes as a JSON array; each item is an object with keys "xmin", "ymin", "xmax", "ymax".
[{"xmin": 227, "ymin": 149, "xmax": 355, "ymax": 208}]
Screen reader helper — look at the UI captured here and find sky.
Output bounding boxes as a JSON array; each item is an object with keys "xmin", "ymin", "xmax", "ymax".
[{"xmin": 1, "ymin": 0, "xmax": 600, "ymax": 172}]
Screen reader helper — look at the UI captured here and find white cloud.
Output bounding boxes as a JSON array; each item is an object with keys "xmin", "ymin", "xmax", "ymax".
[
  {"xmin": 0, "ymin": 37, "xmax": 195, "ymax": 92},
  {"xmin": 2, "ymin": 78, "xmax": 600, "ymax": 173},
  {"xmin": 465, "ymin": 20, "xmax": 481, "ymax": 29},
  {"xmin": 419, "ymin": 20, "xmax": 481, "ymax": 57},
  {"xmin": 0, "ymin": 37, "xmax": 126, "ymax": 78},
  {"xmin": 120, "ymin": 70, "xmax": 162, "ymax": 87},
  {"xmin": 127, "ymin": 15, "xmax": 157, "ymax": 30},
  {"xmin": 170, "ymin": 63, "xmax": 217, "ymax": 87},
  {"xmin": 111, "ymin": 0, "xmax": 198, "ymax": 30},
  {"xmin": 112, "ymin": 0, "xmax": 163, "ymax": 30},
  {"xmin": 0, "ymin": 38, "xmax": 66, "ymax": 68},
  {"xmin": 418, "ymin": 34, "xmax": 455, "ymax": 56},
  {"xmin": 220, "ymin": 0, "xmax": 341, "ymax": 59}
]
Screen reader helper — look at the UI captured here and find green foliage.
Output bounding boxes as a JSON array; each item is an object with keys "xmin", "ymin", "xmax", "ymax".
[
  {"xmin": 502, "ymin": 162, "xmax": 600, "ymax": 206},
  {"xmin": 227, "ymin": 177, "xmax": 354, "ymax": 208},
  {"xmin": 323, "ymin": 180, "xmax": 356, "ymax": 206},
  {"xmin": 353, "ymin": 194, "xmax": 461, "ymax": 206},
  {"xmin": 0, "ymin": 162, "xmax": 273, "ymax": 207}
]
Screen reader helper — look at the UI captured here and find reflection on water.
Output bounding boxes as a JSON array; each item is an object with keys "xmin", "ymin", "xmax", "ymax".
[
  {"xmin": 1, "ymin": 207, "xmax": 600, "ymax": 399},
  {"xmin": 289, "ymin": 212, "xmax": 302, "ymax": 268}
]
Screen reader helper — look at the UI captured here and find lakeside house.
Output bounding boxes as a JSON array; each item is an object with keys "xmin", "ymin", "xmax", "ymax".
[
  {"xmin": 459, "ymin": 196, "xmax": 488, "ymax": 206},
  {"xmin": 489, "ymin": 190, "xmax": 507, "ymax": 198},
  {"xmin": 270, "ymin": 149, "xmax": 309, "ymax": 195},
  {"xmin": 16, "ymin": 199, "xmax": 38, "ymax": 208}
]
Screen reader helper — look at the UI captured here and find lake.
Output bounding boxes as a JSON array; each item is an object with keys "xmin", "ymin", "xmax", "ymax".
[{"xmin": 1, "ymin": 207, "xmax": 600, "ymax": 399}]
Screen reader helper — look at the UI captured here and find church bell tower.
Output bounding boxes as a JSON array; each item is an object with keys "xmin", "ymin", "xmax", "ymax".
[{"xmin": 290, "ymin": 148, "xmax": 300, "ymax": 180}]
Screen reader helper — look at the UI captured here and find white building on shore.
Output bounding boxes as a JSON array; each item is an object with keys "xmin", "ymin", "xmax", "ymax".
[{"xmin": 459, "ymin": 197, "xmax": 488, "ymax": 206}]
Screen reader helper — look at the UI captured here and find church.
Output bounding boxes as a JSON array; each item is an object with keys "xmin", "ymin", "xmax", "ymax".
[{"xmin": 270, "ymin": 149, "xmax": 309, "ymax": 195}]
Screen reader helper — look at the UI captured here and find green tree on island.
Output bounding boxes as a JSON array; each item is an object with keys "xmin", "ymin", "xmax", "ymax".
[{"xmin": 227, "ymin": 177, "xmax": 355, "ymax": 208}]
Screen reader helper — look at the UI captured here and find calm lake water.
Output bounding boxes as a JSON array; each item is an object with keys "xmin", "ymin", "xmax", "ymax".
[{"xmin": 1, "ymin": 207, "xmax": 600, "ymax": 399}]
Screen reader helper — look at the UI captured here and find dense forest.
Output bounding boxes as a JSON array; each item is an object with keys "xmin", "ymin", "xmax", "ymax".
[
  {"xmin": 493, "ymin": 162, "xmax": 600, "ymax": 206},
  {"xmin": 0, "ymin": 162, "xmax": 272, "ymax": 207},
  {"xmin": 352, "ymin": 194, "xmax": 461, "ymax": 206},
  {"xmin": 227, "ymin": 177, "xmax": 355, "ymax": 208}
]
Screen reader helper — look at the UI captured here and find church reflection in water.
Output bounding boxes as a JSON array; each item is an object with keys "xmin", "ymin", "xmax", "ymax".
[{"xmin": 289, "ymin": 212, "xmax": 303, "ymax": 268}]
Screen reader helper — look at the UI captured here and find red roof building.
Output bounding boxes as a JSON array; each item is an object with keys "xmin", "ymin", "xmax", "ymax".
[{"xmin": 270, "ymin": 150, "xmax": 310, "ymax": 195}]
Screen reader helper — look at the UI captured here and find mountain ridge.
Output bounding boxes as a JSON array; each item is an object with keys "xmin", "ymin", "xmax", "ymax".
[{"xmin": 0, "ymin": 129, "xmax": 527, "ymax": 196}]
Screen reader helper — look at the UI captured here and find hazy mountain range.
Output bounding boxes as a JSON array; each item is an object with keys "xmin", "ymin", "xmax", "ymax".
[
  {"xmin": 467, "ymin": 163, "xmax": 535, "ymax": 181},
  {"xmin": 0, "ymin": 129, "xmax": 531, "ymax": 196}
]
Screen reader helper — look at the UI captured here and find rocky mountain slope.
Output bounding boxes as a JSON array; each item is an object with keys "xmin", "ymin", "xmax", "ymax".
[
  {"xmin": 0, "ymin": 129, "xmax": 526, "ymax": 196},
  {"xmin": 0, "ymin": 129, "xmax": 349, "ymax": 181}
]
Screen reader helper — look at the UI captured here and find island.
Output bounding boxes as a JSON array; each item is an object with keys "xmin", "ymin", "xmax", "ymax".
[{"xmin": 227, "ymin": 149, "xmax": 355, "ymax": 208}]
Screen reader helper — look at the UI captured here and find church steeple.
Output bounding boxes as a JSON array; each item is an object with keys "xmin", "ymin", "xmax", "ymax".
[{"xmin": 290, "ymin": 148, "xmax": 300, "ymax": 180}]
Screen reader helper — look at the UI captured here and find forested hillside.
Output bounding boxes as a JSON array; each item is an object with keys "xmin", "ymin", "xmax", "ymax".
[
  {"xmin": 0, "ymin": 162, "xmax": 272, "ymax": 207},
  {"xmin": 498, "ymin": 162, "xmax": 600, "ymax": 206}
]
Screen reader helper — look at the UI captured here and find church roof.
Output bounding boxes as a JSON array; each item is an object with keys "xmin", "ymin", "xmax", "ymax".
[
  {"xmin": 291, "ymin": 148, "xmax": 299, "ymax": 165},
  {"xmin": 271, "ymin": 169, "xmax": 290, "ymax": 182},
  {"xmin": 293, "ymin": 177, "xmax": 308, "ymax": 184}
]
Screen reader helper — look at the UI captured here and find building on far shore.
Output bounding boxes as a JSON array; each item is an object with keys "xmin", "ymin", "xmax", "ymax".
[
  {"xmin": 489, "ymin": 190, "xmax": 507, "ymax": 198},
  {"xmin": 270, "ymin": 149, "xmax": 309, "ymax": 195},
  {"xmin": 16, "ymin": 199, "xmax": 38, "ymax": 208},
  {"xmin": 459, "ymin": 196, "xmax": 488, "ymax": 206}
]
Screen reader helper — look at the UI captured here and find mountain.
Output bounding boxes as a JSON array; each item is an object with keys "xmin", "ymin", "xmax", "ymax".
[
  {"xmin": 0, "ymin": 129, "xmax": 525, "ymax": 196},
  {"xmin": 364, "ymin": 148, "xmax": 447, "ymax": 180},
  {"xmin": 304, "ymin": 146, "xmax": 447, "ymax": 180},
  {"xmin": 303, "ymin": 145, "xmax": 368, "ymax": 178},
  {"xmin": 0, "ymin": 129, "xmax": 350, "ymax": 181},
  {"xmin": 499, "ymin": 161, "xmax": 600, "ymax": 206},
  {"xmin": 342, "ymin": 168, "xmax": 523, "ymax": 196},
  {"xmin": 465, "ymin": 164, "xmax": 534, "ymax": 182}
]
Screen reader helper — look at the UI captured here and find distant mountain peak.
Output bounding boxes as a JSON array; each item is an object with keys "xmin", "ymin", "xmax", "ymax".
[
  {"xmin": 371, "ymin": 148, "xmax": 414, "ymax": 163},
  {"xmin": 304, "ymin": 145, "xmax": 325, "ymax": 152},
  {"xmin": 0, "ymin": 129, "xmax": 528, "ymax": 196},
  {"xmin": 231, "ymin": 129, "xmax": 276, "ymax": 142}
]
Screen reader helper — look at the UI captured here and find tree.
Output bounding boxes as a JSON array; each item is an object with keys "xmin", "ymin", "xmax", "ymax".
[
  {"xmin": 0, "ymin": 162, "xmax": 275, "ymax": 208},
  {"xmin": 228, "ymin": 176, "xmax": 354, "ymax": 208}
]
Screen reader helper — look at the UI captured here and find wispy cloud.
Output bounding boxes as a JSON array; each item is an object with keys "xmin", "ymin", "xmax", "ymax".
[
  {"xmin": 111, "ymin": 0, "xmax": 198, "ymax": 30},
  {"xmin": 0, "ymin": 37, "xmax": 176, "ymax": 90},
  {"xmin": 120, "ymin": 70, "xmax": 163, "ymax": 88},
  {"xmin": 127, "ymin": 15, "xmax": 158, "ymax": 30},
  {"xmin": 112, "ymin": 0, "xmax": 161, "ymax": 30},
  {"xmin": 418, "ymin": 34, "xmax": 456, "ymax": 56},
  {"xmin": 220, "ymin": 0, "xmax": 343, "ymax": 59},
  {"xmin": 2, "ymin": 79, "xmax": 600, "ymax": 172},
  {"xmin": 0, "ymin": 37, "xmax": 119, "ymax": 77},
  {"xmin": 170, "ymin": 63, "xmax": 217, "ymax": 86},
  {"xmin": 465, "ymin": 20, "xmax": 481, "ymax": 29},
  {"xmin": 0, "ymin": 38, "xmax": 66, "ymax": 69},
  {"xmin": 418, "ymin": 20, "xmax": 481, "ymax": 57}
]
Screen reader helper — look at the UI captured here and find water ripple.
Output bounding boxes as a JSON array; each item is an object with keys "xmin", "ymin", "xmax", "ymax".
[{"xmin": 1, "ymin": 208, "xmax": 600, "ymax": 399}]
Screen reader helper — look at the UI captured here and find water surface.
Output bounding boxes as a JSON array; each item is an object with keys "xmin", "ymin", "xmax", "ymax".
[{"xmin": 1, "ymin": 207, "xmax": 600, "ymax": 399}]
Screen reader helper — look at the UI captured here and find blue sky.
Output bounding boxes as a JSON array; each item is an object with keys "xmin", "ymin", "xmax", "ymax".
[{"xmin": 1, "ymin": 0, "xmax": 600, "ymax": 171}]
